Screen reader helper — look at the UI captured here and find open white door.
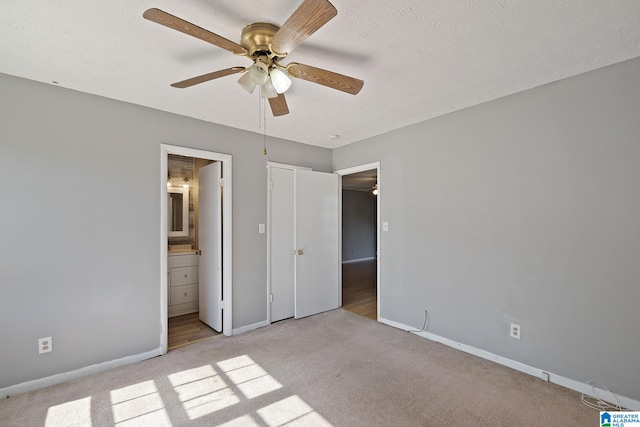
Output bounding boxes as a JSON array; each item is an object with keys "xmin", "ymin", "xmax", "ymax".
[
  {"xmin": 294, "ymin": 169, "xmax": 340, "ymax": 318},
  {"xmin": 199, "ymin": 162, "xmax": 222, "ymax": 332}
]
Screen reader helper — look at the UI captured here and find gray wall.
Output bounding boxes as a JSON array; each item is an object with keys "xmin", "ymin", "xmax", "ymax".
[
  {"xmin": 342, "ymin": 190, "xmax": 376, "ymax": 262},
  {"xmin": 333, "ymin": 58, "xmax": 640, "ymax": 400},
  {"xmin": 0, "ymin": 73, "xmax": 332, "ymax": 389}
]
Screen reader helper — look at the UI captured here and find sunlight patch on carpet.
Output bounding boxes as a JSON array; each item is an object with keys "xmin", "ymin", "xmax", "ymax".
[
  {"xmin": 217, "ymin": 414, "xmax": 261, "ymax": 426},
  {"xmin": 42, "ymin": 354, "xmax": 330, "ymax": 426},
  {"xmin": 168, "ymin": 364, "xmax": 240, "ymax": 420},
  {"xmin": 218, "ymin": 355, "xmax": 283, "ymax": 399},
  {"xmin": 168, "ymin": 365, "xmax": 228, "ymax": 402},
  {"xmin": 257, "ymin": 395, "xmax": 332, "ymax": 427},
  {"xmin": 45, "ymin": 396, "xmax": 92, "ymax": 427},
  {"xmin": 110, "ymin": 380, "xmax": 171, "ymax": 426},
  {"xmin": 181, "ymin": 388, "xmax": 240, "ymax": 421},
  {"xmin": 217, "ymin": 355, "xmax": 255, "ymax": 372},
  {"xmin": 167, "ymin": 365, "xmax": 217, "ymax": 387}
]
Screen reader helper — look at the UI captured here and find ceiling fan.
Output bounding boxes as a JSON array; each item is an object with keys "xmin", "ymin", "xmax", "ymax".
[{"xmin": 143, "ymin": 0, "xmax": 364, "ymax": 117}]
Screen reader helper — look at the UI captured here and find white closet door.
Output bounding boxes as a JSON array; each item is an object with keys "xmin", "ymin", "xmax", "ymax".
[
  {"xmin": 294, "ymin": 169, "xmax": 340, "ymax": 318},
  {"xmin": 199, "ymin": 162, "xmax": 222, "ymax": 332},
  {"xmin": 271, "ymin": 168, "xmax": 295, "ymax": 322}
]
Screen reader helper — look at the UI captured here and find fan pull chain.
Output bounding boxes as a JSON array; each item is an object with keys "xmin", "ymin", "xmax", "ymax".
[
  {"xmin": 258, "ymin": 85, "xmax": 262, "ymax": 129},
  {"xmin": 256, "ymin": 86, "xmax": 267, "ymax": 155},
  {"xmin": 263, "ymin": 101, "xmax": 267, "ymax": 155}
]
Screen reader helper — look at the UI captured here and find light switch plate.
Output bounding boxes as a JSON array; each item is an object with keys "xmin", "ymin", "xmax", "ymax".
[
  {"xmin": 259, "ymin": 223, "xmax": 265, "ymax": 234},
  {"xmin": 382, "ymin": 221, "xmax": 389, "ymax": 231}
]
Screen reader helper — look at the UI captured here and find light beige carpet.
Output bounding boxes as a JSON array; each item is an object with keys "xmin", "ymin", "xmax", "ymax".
[{"xmin": 1, "ymin": 309, "xmax": 596, "ymax": 426}]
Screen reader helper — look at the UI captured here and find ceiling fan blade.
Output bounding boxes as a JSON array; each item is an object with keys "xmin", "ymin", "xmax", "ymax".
[
  {"xmin": 269, "ymin": 94, "xmax": 290, "ymax": 116},
  {"xmin": 286, "ymin": 63, "xmax": 363, "ymax": 95},
  {"xmin": 143, "ymin": 8, "xmax": 245, "ymax": 55},
  {"xmin": 270, "ymin": 0, "xmax": 337, "ymax": 55},
  {"xmin": 171, "ymin": 67, "xmax": 246, "ymax": 88}
]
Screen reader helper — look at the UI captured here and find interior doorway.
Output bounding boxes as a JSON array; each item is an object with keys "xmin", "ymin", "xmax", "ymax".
[
  {"xmin": 166, "ymin": 155, "xmax": 220, "ymax": 349},
  {"xmin": 160, "ymin": 145, "xmax": 233, "ymax": 355},
  {"xmin": 336, "ymin": 163, "xmax": 380, "ymax": 321}
]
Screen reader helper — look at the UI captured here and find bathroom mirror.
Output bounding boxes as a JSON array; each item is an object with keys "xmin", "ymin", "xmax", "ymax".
[{"xmin": 168, "ymin": 187, "xmax": 189, "ymax": 237}]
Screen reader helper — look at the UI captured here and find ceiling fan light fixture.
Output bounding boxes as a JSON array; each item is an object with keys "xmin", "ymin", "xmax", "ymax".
[
  {"xmin": 237, "ymin": 71, "xmax": 257, "ymax": 94},
  {"xmin": 270, "ymin": 67, "xmax": 292, "ymax": 94},
  {"xmin": 261, "ymin": 77, "xmax": 279, "ymax": 99},
  {"xmin": 248, "ymin": 61, "xmax": 268, "ymax": 85}
]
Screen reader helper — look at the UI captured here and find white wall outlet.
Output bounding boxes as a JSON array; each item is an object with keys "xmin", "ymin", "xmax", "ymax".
[
  {"xmin": 258, "ymin": 223, "xmax": 265, "ymax": 234},
  {"xmin": 39, "ymin": 337, "xmax": 52, "ymax": 354},
  {"xmin": 510, "ymin": 323, "xmax": 521, "ymax": 340}
]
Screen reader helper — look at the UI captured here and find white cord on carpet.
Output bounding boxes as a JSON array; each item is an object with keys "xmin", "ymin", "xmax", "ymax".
[
  {"xmin": 408, "ymin": 309, "xmax": 429, "ymax": 333},
  {"xmin": 581, "ymin": 380, "xmax": 623, "ymax": 411}
]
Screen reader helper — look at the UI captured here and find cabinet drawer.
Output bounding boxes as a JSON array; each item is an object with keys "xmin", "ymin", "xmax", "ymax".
[
  {"xmin": 171, "ymin": 266, "xmax": 198, "ymax": 286},
  {"xmin": 168, "ymin": 253, "xmax": 199, "ymax": 268},
  {"xmin": 171, "ymin": 284, "xmax": 198, "ymax": 305}
]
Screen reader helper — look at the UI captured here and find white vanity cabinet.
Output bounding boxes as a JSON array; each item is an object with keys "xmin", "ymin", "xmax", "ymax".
[{"xmin": 168, "ymin": 253, "xmax": 199, "ymax": 317}]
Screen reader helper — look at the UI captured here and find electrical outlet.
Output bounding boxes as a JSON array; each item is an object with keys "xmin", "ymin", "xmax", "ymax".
[
  {"xmin": 510, "ymin": 323, "xmax": 521, "ymax": 340},
  {"xmin": 39, "ymin": 337, "xmax": 52, "ymax": 354}
]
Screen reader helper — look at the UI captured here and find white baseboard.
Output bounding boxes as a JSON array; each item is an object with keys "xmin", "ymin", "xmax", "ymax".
[
  {"xmin": 379, "ymin": 317, "xmax": 640, "ymax": 410},
  {"xmin": 0, "ymin": 347, "xmax": 162, "ymax": 399},
  {"xmin": 232, "ymin": 320, "xmax": 268, "ymax": 335},
  {"xmin": 342, "ymin": 257, "xmax": 376, "ymax": 264}
]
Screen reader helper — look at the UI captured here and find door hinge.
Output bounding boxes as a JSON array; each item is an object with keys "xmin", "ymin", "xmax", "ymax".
[
  {"xmin": 219, "ymin": 300, "xmax": 224, "ymax": 310},
  {"xmin": 269, "ymin": 294, "xmax": 273, "ymax": 303},
  {"xmin": 218, "ymin": 178, "xmax": 224, "ymax": 187}
]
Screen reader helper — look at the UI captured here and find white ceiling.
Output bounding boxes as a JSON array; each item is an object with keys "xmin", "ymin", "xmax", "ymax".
[{"xmin": 2, "ymin": 1, "xmax": 639, "ymax": 149}]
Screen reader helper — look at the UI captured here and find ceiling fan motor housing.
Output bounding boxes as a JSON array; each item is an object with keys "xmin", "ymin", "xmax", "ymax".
[{"xmin": 240, "ymin": 22, "xmax": 282, "ymax": 58}]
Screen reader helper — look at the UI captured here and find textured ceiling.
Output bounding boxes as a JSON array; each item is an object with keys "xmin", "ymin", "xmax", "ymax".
[
  {"xmin": 1, "ymin": 1, "xmax": 640, "ymax": 148},
  {"xmin": 342, "ymin": 169, "xmax": 377, "ymax": 192}
]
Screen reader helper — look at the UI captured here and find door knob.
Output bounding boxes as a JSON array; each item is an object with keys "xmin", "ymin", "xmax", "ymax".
[{"xmin": 297, "ymin": 249, "xmax": 304, "ymax": 255}]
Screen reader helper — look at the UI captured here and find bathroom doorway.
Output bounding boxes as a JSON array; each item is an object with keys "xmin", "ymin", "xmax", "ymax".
[{"xmin": 160, "ymin": 144, "xmax": 233, "ymax": 354}]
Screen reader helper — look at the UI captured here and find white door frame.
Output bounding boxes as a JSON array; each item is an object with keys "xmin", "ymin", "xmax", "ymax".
[
  {"xmin": 266, "ymin": 162, "xmax": 311, "ymax": 325},
  {"xmin": 160, "ymin": 144, "xmax": 233, "ymax": 354},
  {"xmin": 335, "ymin": 162, "xmax": 381, "ymax": 321}
]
